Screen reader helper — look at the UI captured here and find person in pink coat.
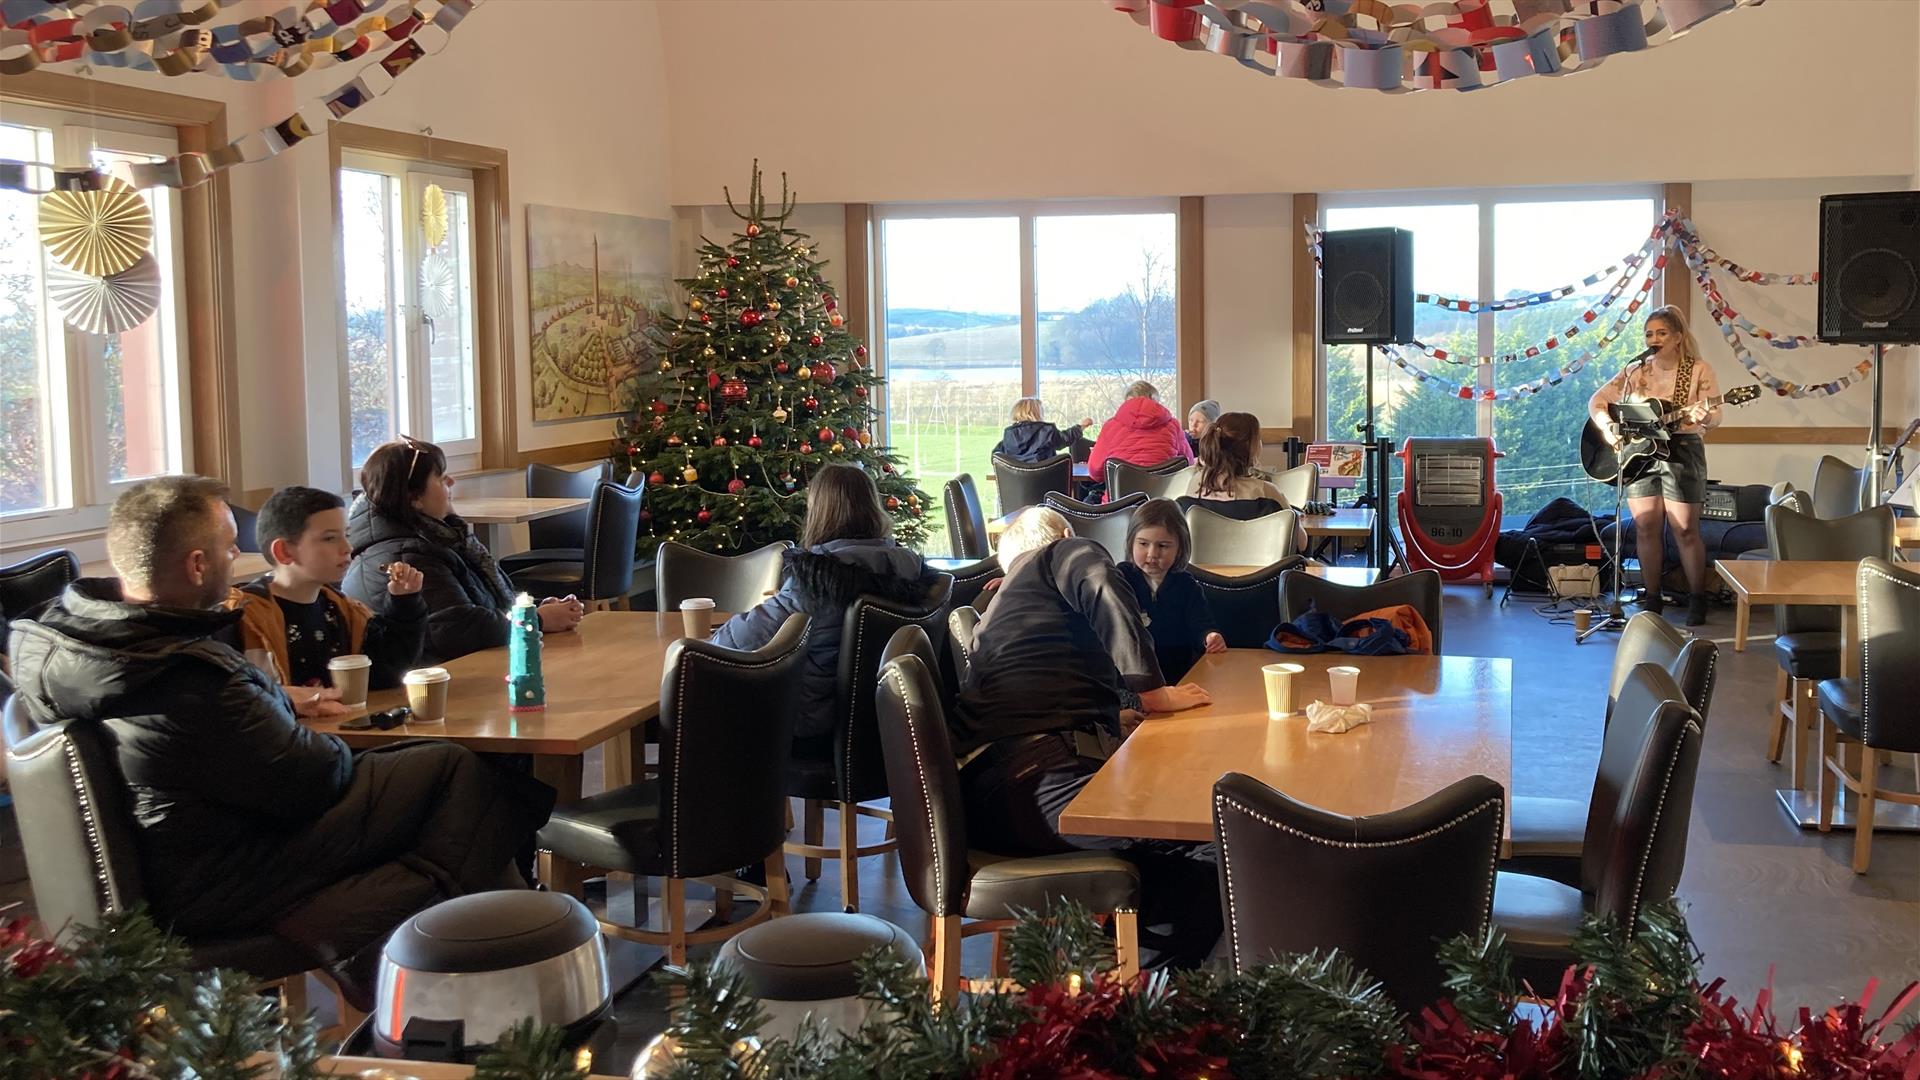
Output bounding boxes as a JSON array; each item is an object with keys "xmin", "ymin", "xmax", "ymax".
[{"xmin": 1087, "ymin": 381, "xmax": 1196, "ymax": 478}]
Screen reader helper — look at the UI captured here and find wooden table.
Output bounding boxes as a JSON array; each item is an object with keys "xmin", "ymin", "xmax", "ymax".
[
  {"xmin": 304, "ymin": 610, "xmax": 697, "ymax": 801},
  {"xmin": 1059, "ymin": 649, "xmax": 1512, "ymax": 852},
  {"xmin": 1302, "ymin": 508, "xmax": 1374, "ymax": 539},
  {"xmin": 456, "ymin": 496, "xmax": 590, "ymax": 553},
  {"xmin": 1898, "ymin": 517, "xmax": 1919, "ymax": 551},
  {"xmin": 1195, "ymin": 563, "xmax": 1380, "ymax": 587}
]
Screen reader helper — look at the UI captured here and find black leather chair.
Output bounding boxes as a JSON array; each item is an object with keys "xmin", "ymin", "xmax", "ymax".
[
  {"xmin": 229, "ymin": 503, "xmax": 260, "ymax": 554},
  {"xmin": 1105, "ymin": 457, "xmax": 1190, "ymax": 502},
  {"xmin": 944, "ymin": 555, "xmax": 1002, "ymax": 611},
  {"xmin": 1765, "ymin": 503, "xmax": 1894, "ymax": 788},
  {"xmin": 947, "ymin": 605, "xmax": 979, "ymax": 694},
  {"xmin": 1811, "ymin": 454, "xmax": 1865, "ymax": 519},
  {"xmin": 653, "ymin": 540, "xmax": 789, "ymax": 614},
  {"xmin": 2, "ymin": 697, "xmax": 322, "ymax": 983},
  {"xmin": 1186, "ymin": 505, "xmax": 1301, "ymax": 567},
  {"xmin": 944, "ymin": 474, "xmax": 989, "ymax": 559},
  {"xmin": 508, "ymin": 480, "xmax": 645, "ymax": 610},
  {"xmin": 1041, "ymin": 491, "xmax": 1146, "ymax": 562},
  {"xmin": 1279, "ymin": 568, "xmax": 1445, "ymax": 654},
  {"xmin": 0, "ymin": 549, "xmax": 78, "ymax": 655},
  {"xmin": 499, "ymin": 462, "xmax": 612, "ymax": 577},
  {"xmin": 993, "ymin": 453, "xmax": 1073, "ymax": 515},
  {"xmin": 1212, "ymin": 771, "xmax": 1504, "ymax": 1010},
  {"xmin": 785, "ymin": 576, "xmax": 954, "ymax": 913},
  {"xmin": 1189, "ymin": 557, "xmax": 1305, "ymax": 648},
  {"xmin": 875, "ymin": 646, "xmax": 1140, "ymax": 1000},
  {"xmin": 1816, "ymin": 557, "xmax": 1920, "ymax": 873},
  {"xmin": 536, "ymin": 613, "xmax": 810, "ymax": 965},
  {"xmin": 1491, "ymin": 663, "xmax": 1703, "ymax": 988},
  {"xmin": 1507, "ymin": 614, "xmax": 1717, "ymax": 886},
  {"xmin": 879, "ymin": 623, "xmax": 943, "ymax": 702}
]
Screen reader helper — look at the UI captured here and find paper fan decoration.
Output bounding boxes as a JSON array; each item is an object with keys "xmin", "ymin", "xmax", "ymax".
[
  {"xmin": 422, "ymin": 182, "xmax": 448, "ymax": 249},
  {"xmin": 419, "ymin": 249, "xmax": 458, "ymax": 323},
  {"xmin": 47, "ymin": 253, "xmax": 161, "ymax": 335},
  {"xmin": 39, "ymin": 178, "xmax": 153, "ymax": 278}
]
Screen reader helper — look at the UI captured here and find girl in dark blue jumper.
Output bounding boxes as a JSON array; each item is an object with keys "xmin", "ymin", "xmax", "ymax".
[{"xmin": 1116, "ymin": 498, "xmax": 1225, "ymax": 680}]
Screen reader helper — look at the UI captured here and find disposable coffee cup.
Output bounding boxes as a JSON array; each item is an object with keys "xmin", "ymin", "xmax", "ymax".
[
  {"xmin": 1262, "ymin": 662, "xmax": 1305, "ymax": 720},
  {"xmin": 1573, "ymin": 609, "xmax": 1592, "ymax": 635},
  {"xmin": 402, "ymin": 666, "xmax": 451, "ymax": 723},
  {"xmin": 1328, "ymin": 666, "xmax": 1361, "ymax": 708},
  {"xmin": 327, "ymin": 654, "xmax": 372, "ymax": 707},
  {"xmin": 680, "ymin": 597, "xmax": 717, "ymax": 640}
]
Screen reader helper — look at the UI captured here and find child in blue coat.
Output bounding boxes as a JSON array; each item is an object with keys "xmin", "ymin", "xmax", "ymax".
[{"xmin": 1115, "ymin": 498, "xmax": 1225, "ymax": 680}]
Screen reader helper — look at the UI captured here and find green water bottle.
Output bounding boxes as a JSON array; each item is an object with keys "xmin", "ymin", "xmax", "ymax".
[{"xmin": 507, "ymin": 593, "xmax": 545, "ymax": 712}]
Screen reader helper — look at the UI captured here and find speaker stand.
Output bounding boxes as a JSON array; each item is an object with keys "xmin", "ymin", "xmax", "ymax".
[
  {"xmin": 1353, "ymin": 343, "xmax": 1391, "ymax": 570},
  {"xmin": 1866, "ymin": 343, "xmax": 1889, "ymax": 506}
]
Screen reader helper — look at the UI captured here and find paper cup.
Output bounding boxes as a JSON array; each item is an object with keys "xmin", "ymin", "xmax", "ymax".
[
  {"xmin": 402, "ymin": 666, "xmax": 451, "ymax": 722},
  {"xmin": 1328, "ymin": 665, "xmax": 1361, "ymax": 707},
  {"xmin": 1573, "ymin": 609, "xmax": 1592, "ymax": 635},
  {"xmin": 1262, "ymin": 663, "xmax": 1305, "ymax": 720},
  {"xmin": 327, "ymin": 654, "xmax": 372, "ymax": 707},
  {"xmin": 679, "ymin": 597, "xmax": 717, "ymax": 640}
]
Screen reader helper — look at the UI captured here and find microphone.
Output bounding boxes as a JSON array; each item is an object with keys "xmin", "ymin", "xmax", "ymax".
[{"xmin": 1630, "ymin": 344, "xmax": 1658, "ymax": 365}]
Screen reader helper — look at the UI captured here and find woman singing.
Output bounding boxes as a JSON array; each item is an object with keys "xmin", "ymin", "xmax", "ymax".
[{"xmin": 1588, "ymin": 305, "xmax": 1723, "ymax": 625}]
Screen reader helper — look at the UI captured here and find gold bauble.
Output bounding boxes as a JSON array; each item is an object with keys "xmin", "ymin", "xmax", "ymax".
[
  {"xmin": 831, "ymin": 441, "xmax": 844, "ymax": 453},
  {"xmin": 774, "ymin": 332, "xmax": 791, "ymax": 347},
  {"xmin": 795, "ymin": 365, "xmax": 813, "ymax": 382},
  {"xmin": 682, "ymin": 466, "xmax": 699, "ymax": 482},
  {"xmin": 659, "ymin": 359, "xmax": 673, "ymax": 372},
  {"xmin": 765, "ymin": 299, "xmax": 781, "ymax": 312},
  {"xmin": 701, "ymin": 346, "xmax": 716, "ymax": 358},
  {"xmin": 689, "ymin": 298, "xmax": 704, "ymax": 311},
  {"xmin": 39, "ymin": 178, "xmax": 153, "ymax": 277},
  {"xmin": 772, "ymin": 406, "xmax": 788, "ymax": 422}
]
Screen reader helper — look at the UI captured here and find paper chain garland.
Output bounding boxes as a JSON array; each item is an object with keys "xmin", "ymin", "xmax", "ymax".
[
  {"xmin": 1108, "ymin": 0, "xmax": 1764, "ymax": 93},
  {"xmin": 1679, "ymin": 237, "xmax": 1871, "ymax": 399},
  {"xmin": 0, "ymin": 0, "xmax": 479, "ymax": 193}
]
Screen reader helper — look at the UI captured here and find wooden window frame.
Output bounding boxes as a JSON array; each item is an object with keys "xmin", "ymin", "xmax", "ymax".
[{"xmin": 328, "ymin": 124, "xmax": 514, "ymax": 475}]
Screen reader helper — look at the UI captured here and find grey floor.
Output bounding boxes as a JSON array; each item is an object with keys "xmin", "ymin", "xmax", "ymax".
[{"xmin": 3, "ymin": 582, "xmax": 1913, "ymax": 1071}]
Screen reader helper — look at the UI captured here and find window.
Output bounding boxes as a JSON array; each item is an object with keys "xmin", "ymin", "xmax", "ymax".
[
  {"xmin": 1320, "ymin": 190, "xmax": 1659, "ymax": 522},
  {"xmin": 338, "ymin": 153, "xmax": 479, "ymax": 468},
  {"xmin": 875, "ymin": 203, "xmax": 1180, "ymax": 553},
  {"xmin": 1, "ymin": 106, "xmax": 188, "ymax": 526}
]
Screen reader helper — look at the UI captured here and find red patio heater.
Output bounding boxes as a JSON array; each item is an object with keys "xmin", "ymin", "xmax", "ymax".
[{"xmin": 1396, "ymin": 437, "xmax": 1504, "ymax": 595}]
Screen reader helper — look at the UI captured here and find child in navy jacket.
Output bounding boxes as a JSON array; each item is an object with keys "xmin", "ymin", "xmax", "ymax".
[{"xmin": 1115, "ymin": 498, "xmax": 1225, "ymax": 680}]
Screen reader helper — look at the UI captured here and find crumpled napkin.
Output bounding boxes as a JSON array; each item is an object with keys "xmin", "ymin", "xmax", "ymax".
[{"xmin": 1305, "ymin": 700, "xmax": 1373, "ymax": 733}]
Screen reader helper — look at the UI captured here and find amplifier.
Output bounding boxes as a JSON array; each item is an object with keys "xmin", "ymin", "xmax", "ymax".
[{"xmin": 1702, "ymin": 483, "xmax": 1762, "ymax": 522}]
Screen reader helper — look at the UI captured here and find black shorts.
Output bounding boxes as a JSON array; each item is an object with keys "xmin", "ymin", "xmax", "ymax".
[{"xmin": 1624, "ymin": 434, "xmax": 1707, "ymax": 504}]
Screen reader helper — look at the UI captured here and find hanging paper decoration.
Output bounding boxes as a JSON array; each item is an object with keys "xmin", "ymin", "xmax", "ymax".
[
  {"xmin": 421, "ymin": 182, "xmax": 449, "ymax": 248},
  {"xmin": 1109, "ymin": 0, "xmax": 1765, "ymax": 94},
  {"xmin": 38, "ymin": 177, "xmax": 152, "ymax": 277},
  {"xmin": 46, "ymin": 253, "xmax": 161, "ymax": 335},
  {"xmin": 1679, "ymin": 241, "xmax": 1871, "ymax": 399},
  {"xmin": 419, "ymin": 248, "xmax": 458, "ymax": 323}
]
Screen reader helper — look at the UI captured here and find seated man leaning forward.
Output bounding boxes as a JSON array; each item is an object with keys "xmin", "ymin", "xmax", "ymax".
[
  {"xmin": 950, "ymin": 506, "xmax": 1219, "ymax": 969},
  {"xmin": 7, "ymin": 475, "xmax": 555, "ymax": 1008}
]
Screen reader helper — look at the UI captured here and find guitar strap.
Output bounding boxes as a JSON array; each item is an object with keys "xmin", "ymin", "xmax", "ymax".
[{"xmin": 1672, "ymin": 351, "xmax": 1697, "ymax": 427}]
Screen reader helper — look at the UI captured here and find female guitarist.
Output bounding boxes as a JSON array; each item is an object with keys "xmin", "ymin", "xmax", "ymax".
[{"xmin": 1588, "ymin": 305, "xmax": 1723, "ymax": 625}]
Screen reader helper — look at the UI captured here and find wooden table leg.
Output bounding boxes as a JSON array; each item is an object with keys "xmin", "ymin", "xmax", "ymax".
[
  {"xmin": 1732, "ymin": 598, "xmax": 1750, "ymax": 652},
  {"xmin": 1841, "ymin": 603, "xmax": 1859, "ymax": 682},
  {"xmin": 603, "ymin": 732, "xmax": 633, "ymax": 790},
  {"xmin": 532, "ymin": 754, "xmax": 585, "ymax": 803}
]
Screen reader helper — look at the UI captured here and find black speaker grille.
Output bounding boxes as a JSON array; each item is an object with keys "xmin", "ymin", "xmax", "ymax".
[
  {"xmin": 1819, "ymin": 191, "xmax": 1920, "ymax": 343},
  {"xmin": 1331, "ymin": 271, "xmax": 1385, "ymax": 332},
  {"xmin": 1835, "ymin": 248, "xmax": 1917, "ymax": 322}
]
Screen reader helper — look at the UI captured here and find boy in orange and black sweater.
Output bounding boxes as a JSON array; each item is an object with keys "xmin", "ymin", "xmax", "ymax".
[{"xmin": 225, "ymin": 486, "xmax": 426, "ymax": 691}]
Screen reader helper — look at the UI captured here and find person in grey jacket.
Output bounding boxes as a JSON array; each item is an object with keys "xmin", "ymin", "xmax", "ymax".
[{"xmin": 710, "ymin": 464, "xmax": 942, "ymax": 747}]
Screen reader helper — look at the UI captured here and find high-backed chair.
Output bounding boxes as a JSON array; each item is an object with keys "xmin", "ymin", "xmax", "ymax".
[
  {"xmin": 500, "ymin": 462, "xmax": 611, "ymax": 576},
  {"xmin": 654, "ymin": 540, "xmax": 789, "ymax": 614},
  {"xmin": 1764, "ymin": 503, "xmax": 1894, "ymax": 787},
  {"xmin": 992, "ymin": 453, "xmax": 1073, "ymax": 515},
  {"xmin": 879, "ymin": 624, "xmax": 942, "ymax": 698},
  {"xmin": 508, "ymin": 479, "xmax": 645, "ymax": 610},
  {"xmin": 1040, "ymin": 491, "xmax": 1146, "ymax": 562},
  {"xmin": 1816, "ymin": 557, "xmax": 1920, "ymax": 873},
  {"xmin": 1213, "ymin": 772, "xmax": 1504, "ymax": 1010},
  {"xmin": 947, "ymin": 605, "xmax": 979, "ymax": 694},
  {"xmin": 875, "ymin": 647, "xmax": 1140, "ymax": 1000},
  {"xmin": 1189, "ymin": 557, "xmax": 1304, "ymax": 648},
  {"xmin": 785, "ymin": 576, "xmax": 954, "ymax": 912},
  {"xmin": 0, "ymin": 550, "xmax": 78, "ymax": 654},
  {"xmin": 945, "ymin": 555, "xmax": 1002, "ymax": 611},
  {"xmin": 1507, "ymin": 616, "xmax": 1717, "ymax": 885},
  {"xmin": 536, "ymin": 614, "xmax": 810, "ymax": 965},
  {"xmin": 1811, "ymin": 454, "xmax": 1865, "ymax": 519},
  {"xmin": 1105, "ymin": 457, "xmax": 1190, "ymax": 502},
  {"xmin": 1186, "ymin": 505, "xmax": 1301, "ymax": 567},
  {"xmin": 3, "ymin": 697, "xmax": 327, "ymax": 988},
  {"xmin": 1270, "ymin": 462, "xmax": 1319, "ymax": 508},
  {"xmin": 1491, "ymin": 663, "xmax": 1703, "ymax": 988},
  {"xmin": 944, "ymin": 474, "xmax": 989, "ymax": 559},
  {"xmin": 1279, "ymin": 568, "xmax": 1445, "ymax": 654},
  {"xmin": 229, "ymin": 503, "xmax": 260, "ymax": 554}
]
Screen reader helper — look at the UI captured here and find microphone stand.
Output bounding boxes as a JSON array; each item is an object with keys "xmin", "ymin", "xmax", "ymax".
[{"xmin": 1579, "ymin": 348, "xmax": 1658, "ymax": 643}]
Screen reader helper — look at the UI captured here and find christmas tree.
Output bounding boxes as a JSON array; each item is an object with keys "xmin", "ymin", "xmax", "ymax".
[{"xmin": 611, "ymin": 166, "xmax": 931, "ymax": 554}]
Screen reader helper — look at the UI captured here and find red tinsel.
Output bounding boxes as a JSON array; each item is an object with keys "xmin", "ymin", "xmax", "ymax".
[
  {"xmin": 973, "ymin": 978, "xmax": 1233, "ymax": 1080},
  {"xmin": 1647, "ymin": 975, "xmax": 1920, "ymax": 1080}
]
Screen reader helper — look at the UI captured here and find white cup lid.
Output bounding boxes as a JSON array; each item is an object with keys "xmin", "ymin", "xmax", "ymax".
[
  {"xmin": 679, "ymin": 597, "xmax": 717, "ymax": 610},
  {"xmin": 1262, "ymin": 662, "xmax": 1305, "ymax": 674},
  {"xmin": 328, "ymin": 654, "xmax": 372, "ymax": 669},
  {"xmin": 403, "ymin": 666, "xmax": 451, "ymax": 684}
]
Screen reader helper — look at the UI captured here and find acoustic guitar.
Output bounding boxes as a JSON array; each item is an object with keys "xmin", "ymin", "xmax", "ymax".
[{"xmin": 1579, "ymin": 384, "xmax": 1763, "ymax": 484}]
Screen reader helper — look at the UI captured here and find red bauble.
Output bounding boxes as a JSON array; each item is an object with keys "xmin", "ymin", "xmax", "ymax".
[
  {"xmin": 650, "ymin": 399, "xmax": 669, "ymax": 414},
  {"xmin": 696, "ymin": 508, "xmax": 712, "ymax": 523},
  {"xmin": 803, "ymin": 396, "xmax": 819, "ymax": 410},
  {"xmin": 740, "ymin": 309, "xmax": 762, "ymax": 327},
  {"xmin": 649, "ymin": 471, "xmax": 666, "ymax": 485},
  {"xmin": 854, "ymin": 344, "xmax": 868, "ymax": 359},
  {"xmin": 712, "ymin": 436, "xmax": 728, "ymax": 447},
  {"xmin": 855, "ymin": 386, "xmax": 869, "ymax": 399},
  {"xmin": 775, "ymin": 361, "xmax": 790, "ymax": 374},
  {"xmin": 818, "ymin": 426, "xmax": 833, "ymax": 441},
  {"xmin": 699, "ymin": 313, "xmax": 711, "ymax": 324},
  {"xmin": 721, "ymin": 377, "xmax": 748, "ymax": 405},
  {"xmin": 799, "ymin": 441, "xmax": 813, "ymax": 454},
  {"xmin": 694, "ymin": 400, "xmax": 710, "ymax": 413},
  {"xmin": 748, "ymin": 435, "xmax": 763, "ymax": 448},
  {"xmin": 811, "ymin": 360, "xmax": 836, "ymax": 382},
  {"xmin": 882, "ymin": 462, "xmax": 894, "ymax": 473},
  {"xmin": 784, "ymin": 275, "xmax": 799, "ymax": 287},
  {"xmin": 651, "ymin": 417, "xmax": 664, "ymax": 431},
  {"xmin": 707, "ymin": 371, "xmax": 721, "ymax": 389},
  {"xmin": 716, "ymin": 287, "xmax": 729, "ymax": 299},
  {"xmin": 808, "ymin": 333, "xmax": 824, "ymax": 347},
  {"xmin": 841, "ymin": 426, "xmax": 860, "ymax": 442},
  {"xmin": 886, "ymin": 496, "xmax": 900, "ymax": 510},
  {"xmin": 745, "ymin": 222, "xmax": 761, "ymax": 237},
  {"xmin": 727, "ymin": 478, "xmax": 746, "ymax": 494},
  {"xmin": 666, "ymin": 434, "xmax": 683, "ymax": 447}
]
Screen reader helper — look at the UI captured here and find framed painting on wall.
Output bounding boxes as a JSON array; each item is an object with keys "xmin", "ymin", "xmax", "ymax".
[{"xmin": 526, "ymin": 205, "xmax": 670, "ymax": 423}]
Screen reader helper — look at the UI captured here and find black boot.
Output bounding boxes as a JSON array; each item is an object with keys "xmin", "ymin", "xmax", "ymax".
[
  {"xmin": 1686, "ymin": 591, "xmax": 1710, "ymax": 626},
  {"xmin": 1638, "ymin": 588, "xmax": 1664, "ymax": 614}
]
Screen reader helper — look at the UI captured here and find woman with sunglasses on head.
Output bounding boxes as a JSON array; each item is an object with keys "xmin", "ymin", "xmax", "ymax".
[{"xmin": 344, "ymin": 438, "xmax": 585, "ymax": 664}]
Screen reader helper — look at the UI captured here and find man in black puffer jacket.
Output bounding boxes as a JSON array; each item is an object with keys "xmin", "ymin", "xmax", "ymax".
[{"xmin": 8, "ymin": 476, "xmax": 553, "ymax": 1006}]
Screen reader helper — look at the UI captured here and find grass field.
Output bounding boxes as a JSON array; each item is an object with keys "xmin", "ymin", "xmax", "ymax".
[{"xmin": 890, "ymin": 422, "xmax": 1004, "ymax": 556}]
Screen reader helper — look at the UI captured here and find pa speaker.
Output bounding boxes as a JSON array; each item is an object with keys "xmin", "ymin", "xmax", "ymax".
[
  {"xmin": 1320, "ymin": 227, "xmax": 1415, "ymax": 345},
  {"xmin": 1818, "ymin": 190, "xmax": 1920, "ymax": 344}
]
